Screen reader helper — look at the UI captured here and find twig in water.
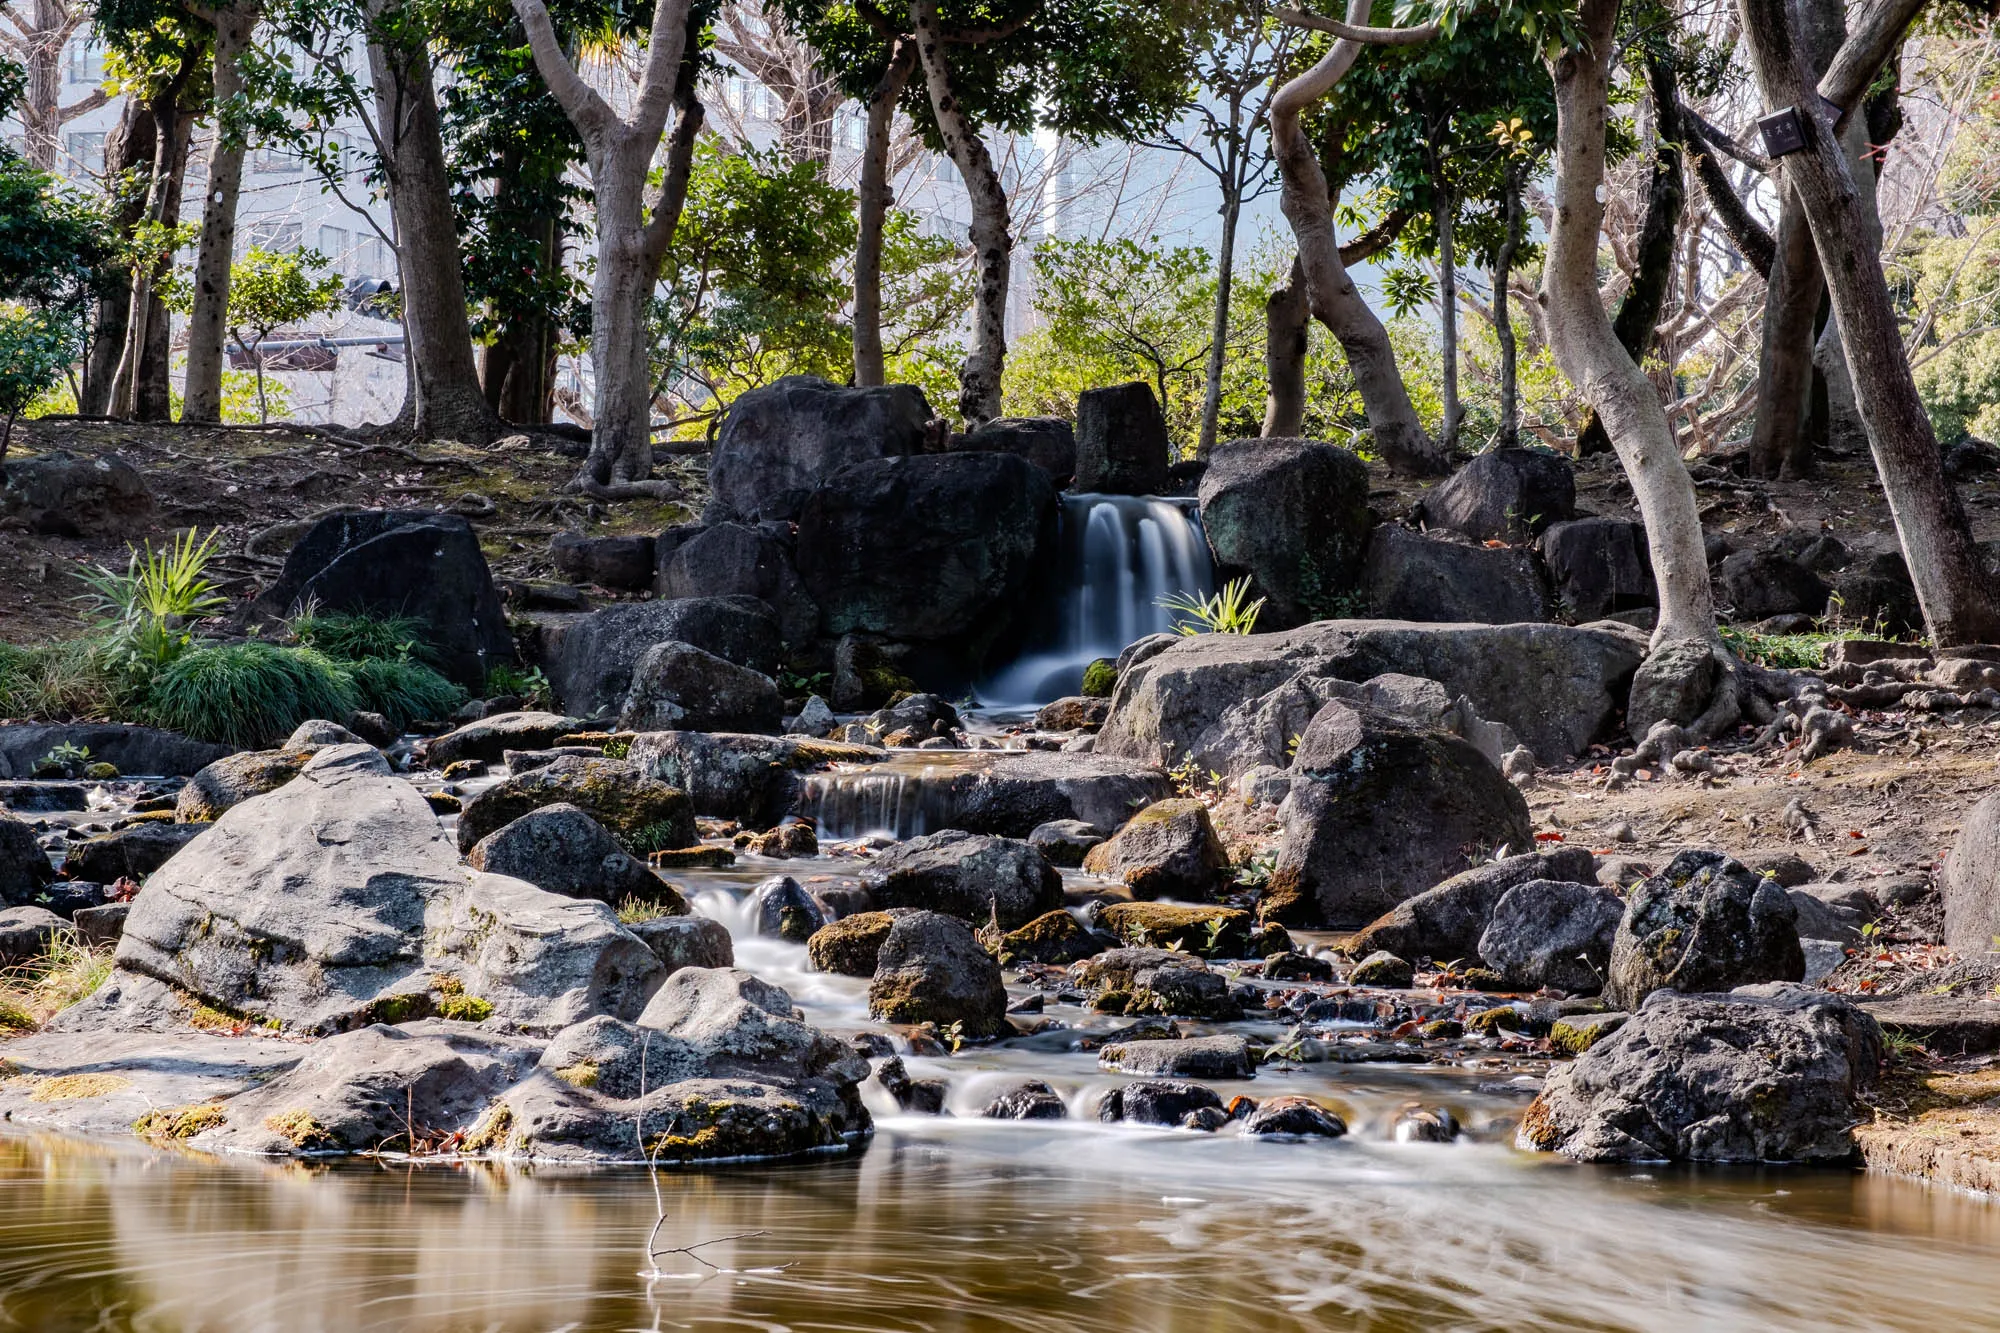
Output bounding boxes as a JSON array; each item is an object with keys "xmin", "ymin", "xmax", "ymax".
[{"xmin": 633, "ymin": 1029, "xmax": 777, "ymax": 1277}]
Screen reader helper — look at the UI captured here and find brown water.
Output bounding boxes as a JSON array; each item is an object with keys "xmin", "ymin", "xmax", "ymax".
[{"xmin": 4, "ymin": 1125, "xmax": 2000, "ymax": 1332}]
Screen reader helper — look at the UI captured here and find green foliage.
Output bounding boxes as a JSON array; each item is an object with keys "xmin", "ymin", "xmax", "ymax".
[
  {"xmin": 1080, "ymin": 658, "xmax": 1118, "ymax": 698},
  {"xmin": 0, "ymin": 639, "xmax": 129, "ymax": 722},
  {"xmin": 144, "ymin": 642, "xmax": 358, "ymax": 748},
  {"xmin": 290, "ymin": 609, "xmax": 435, "ymax": 666},
  {"xmin": 1895, "ymin": 226, "xmax": 2000, "ymax": 442},
  {"xmin": 215, "ymin": 248, "xmax": 344, "ymax": 424},
  {"xmin": 1160, "ymin": 576, "xmax": 1265, "ymax": 636},
  {"xmin": 485, "ymin": 663, "xmax": 552, "ymax": 710},
  {"xmin": 1719, "ymin": 624, "xmax": 1869, "ymax": 670},
  {"xmin": 77, "ymin": 529, "xmax": 228, "ymax": 680},
  {"xmin": 346, "ymin": 657, "xmax": 465, "ymax": 730},
  {"xmin": 0, "ymin": 306, "xmax": 74, "ymax": 451}
]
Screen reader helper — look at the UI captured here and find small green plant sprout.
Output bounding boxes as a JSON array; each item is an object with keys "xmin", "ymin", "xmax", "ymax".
[
  {"xmin": 1202, "ymin": 917, "xmax": 1228, "ymax": 953},
  {"xmin": 35, "ymin": 742, "xmax": 91, "ymax": 778},
  {"xmin": 943, "ymin": 1019, "xmax": 967, "ymax": 1054},
  {"xmin": 1233, "ymin": 851, "xmax": 1277, "ymax": 891},
  {"xmin": 1159, "ymin": 576, "xmax": 1265, "ymax": 636},
  {"xmin": 217, "ymin": 247, "xmax": 344, "ymax": 424},
  {"xmin": 484, "ymin": 663, "xmax": 553, "ymax": 710},
  {"xmin": 78, "ymin": 528, "xmax": 227, "ymax": 678}
]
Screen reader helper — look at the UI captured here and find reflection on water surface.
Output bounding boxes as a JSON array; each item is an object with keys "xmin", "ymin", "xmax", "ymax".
[{"xmin": 1, "ymin": 1125, "xmax": 1997, "ymax": 1332}]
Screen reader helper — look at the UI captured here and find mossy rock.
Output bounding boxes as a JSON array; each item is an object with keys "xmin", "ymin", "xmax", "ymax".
[
  {"xmin": 807, "ymin": 911, "xmax": 899, "ymax": 976},
  {"xmin": 999, "ymin": 910, "xmax": 1104, "ymax": 966},
  {"xmin": 1097, "ymin": 902, "xmax": 1252, "ymax": 958},
  {"xmin": 455, "ymin": 756, "xmax": 693, "ymax": 855},
  {"xmin": 1549, "ymin": 1011, "xmax": 1628, "ymax": 1055},
  {"xmin": 1081, "ymin": 658, "xmax": 1119, "ymax": 698},
  {"xmin": 649, "ymin": 845, "xmax": 735, "ymax": 870}
]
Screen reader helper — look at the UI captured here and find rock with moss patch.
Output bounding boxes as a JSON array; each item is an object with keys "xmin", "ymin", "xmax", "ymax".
[
  {"xmin": 1549, "ymin": 1011, "xmax": 1628, "ymax": 1054},
  {"xmin": 1082, "ymin": 799, "xmax": 1230, "ymax": 901},
  {"xmin": 1035, "ymin": 696, "xmax": 1110, "ymax": 732},
  {"xmin": 1479, "ymin": 879, "xmax": 1624, "ymax": 994},
  {"xmin": 1198, "ymin": 437, "xmax": 1373, "ymax": 628},
  {"xmin": 1095, "ymin": 902, "xmax": 1252, "ymax": 958},
  {"xmin": 868, "ymin": 911, "xmax": 1009, "ymax": 1038},
  {"xmin": 456, "ymin": 756, "xmax": 694, "ymax": 855},
  {"xmin": 1349, "ymin": 951, "xmax": 1414, "ymax": 988},
  {"xmin": 998, "ymin": 910, "xmax": 1105, "ymax": 966},
  {"xmin": 1068, "ymin": 948, "xmax": 1240, "ymax": 1020},
  {"xmin": 466, "ymin": 803, "xmax": 678, "ymax": 907},
  {"xmin": 1096, "ymin": 1079, "xmax": 1223, "ymax": 1126},
  {"xmin": 1519, "ymin": 984, "xmax": 1880, "ymax": 1162},
  {"xmin": 624, "ymin": 916, "xmax": 733, "ymax": 976},
  {"xmin": 175, "ymin": 747, "xmax": 315, "ymax": 823},
  {"xmin": 1604, "ymin": 850, "xmax": 1805, "ymax": 1009},
  {"xmin": 1027, "ymin": 819, "xmax": 1103, "ymax": 868},
  {"xmin": 1242, "ymin": 1095, "xmax": 1348, "ymax": 1139},
  {"xmin": 1081, "ymin": 658, "xmax": 1119, "ymax": 698},
  {"xmin": 863, "ymin": 829, "xmax": 1061, "ymax": 930},
  {"xmin": 808, "ymin": 911, "xmax": 904, "ymax": 975}
]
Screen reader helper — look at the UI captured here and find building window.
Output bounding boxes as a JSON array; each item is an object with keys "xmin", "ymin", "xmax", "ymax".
[
  {"xmin": 356, "ymin": 236, "xmax": 391, "ymax": 281},
  {"xmin": 317, "ymin": 226, "xmax": 350, "ymax": 272},
  {"xmin": 244, "ymin": 221, "xmax": 302, "ymax": 253},
  {"xmin": 254, "ymin": 141, "xmax": 301, "ymax": 174},
  {"xmin": 64, "ymin": 131, "xmax": 105, "ymax": 177},
  {"xmin": 66, "ymin": 41, "xmax": 102, "ymax": 85}
]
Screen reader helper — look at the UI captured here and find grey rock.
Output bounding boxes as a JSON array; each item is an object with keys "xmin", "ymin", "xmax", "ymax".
[
  {"xmin": 1096, "ymin": 1079, "xmax": 1223, "ymax": 1126},
  {"xmin": 750, "ymin": 875, "xmax": 829, "ymax": 941},
  {"xmin": 1830, "ymin": 552, "xmax": 1924, "ymax": 640},
  {"xmin": 1081, "ymin": 798, "xmax": 1228, "ymax": 901},
  {"xmin": 254, "ymin": 510, "xmax": 514, "ymax": 689},
  {"xmin": 654, "ymin": 522, "xmax": 818, "ymax": 647},
  {"xmin": 1787, "ymin": 887, "xmax": 1864, "ymax": 946},
  {"xmin": 61, "ymin": 822, "xmax": 204, "ymax": 884},
  {"xmin": 706, "ymin": 375, "xmax": 932, "ymax": 524},
  {"xmin": 1197, "ymin": 438, "xmax": 1372, "ymax": 628},
  {"xmin": 175, "ymin": 747, "xmax": 314, "ymax": 823},
  {"xmin": 1070, "ymin": 949, "xmax": 1241, "ymax": 1020},
  {"xmin": 1242, "ymin": 1095, "xmax": 1348, "ymax": 1138},
  {"xmin": 1349, "ymin": 951, "xmax": 1414, "ymax": 988},
  {"xmin": 0, "ymin": 782, "xmax": 88, "ymax": 813},
  {"xmin": 1074, "ymin": 381, "xmax": 1170, "ymax": 495},
  {"xmin": 0, "ymin": 451, "xmax": 152, "ymax": 536},
  {"xmin": 465, "ymin": 804, "xmax": 672, "ymax": 905},
  {"xmin": 1095, "ymin": 619, "xmax": 1643, "ymax": 779},
  {"xmin": 787, "ymin": 695, "xmax": 837, "ymax": 736},
  {"xmin": 1604, "ymin": 850, "xmax": 1806, "ymax": 1009},
  {"xmin": 953, "ymin": 417, "xmax": 1076, "ymax": 487},
  {"xmin": 1419, "ymin": 448, "xmax": 1575, "ymax": 543},
  {"xmin": 1098, "ymin": 1034, "xmax": 1252, "ymax": 1079},
  {"xmin": 286, "ymin": 720, "xmax": 364, "ymax": 748},
  {"xmin": 1944, "ymin": 793, "xmax": 2000, "ymax": 956},
  {"xmin": 455, "ymin": 755, "xmax": 693, "ymax": 855},
  {"xmin": 1236, "ymin": 765, "xmax": 1292, "ymax": 807},
  {"xmin": 1625, "ymin": 638, "xmax": 1723, "ymax": 741},
  {"xmin": 1034, "ymin": 696, "xmax": 1110, "ymax": 732},
  {"xmin": 1540, "ymin": 518, "xmax": 1655, "ymax": 621},
  {"xmin": 0, "ymin": 723, "xmax": 229, "ymax": 780},
  {"xmin": 1027, "ymin": 818, "xmax": 1104, "ymax": 868},
  {"xmin": 1361, "ymin": 525, "xmax": 1556, "ymax": 625},
  {"xmin": 72, "ymin": 902, "xmax": 129, "ymax": 948},
  {"xmin": 551, "ymin": 531, "xmax": 655, "ymax": 591},
  {"xmin": 1479, "ymin": 879, "xmax": 1625, "ymax": 993},
  {"xmin": 0, "ymin": 905, "xmax": 65, "ymax": 963},
  {"xmin": 420, "ymin": 711, "xmax": 588, "ymax": 768},
  {"xmin": 1719, "ymin": 550, "xmax": 1828, "ymax": 621},
  {"xmin": 981, "ymin": 1079, "xmax": 1069, "ymax": 1120},
  {"xmin": 626, "ymin": 730, "xmax": 885, "ymax": 825},
  {"xmin": 1266, "ymin": 701, "xmax": 1533, "ymax": 927},
  {"xmin": 1519, "ymin": 984, "xmax": 1882, "ymax": 1163},
  {"xmin": 0, "ymin": 810, "xmax": 55, "ymax": 905},
  {"xmin": 538, "ymin": 597, "xmax": 783, "ymax": 717},
  {"xmin": 868, "ymin": 911, "xmax": 1009, "ymax": 1038},
  {"xmin": 616, "ymin": 640, "xmax": 784, "ymax": 735},
  {"xmin": 624, "ymin": 915, "xmax": 733, "ymax": 976},
  {"xmin": 863, "ymin": 829, "xmax": 1061, "ymax": 929}
]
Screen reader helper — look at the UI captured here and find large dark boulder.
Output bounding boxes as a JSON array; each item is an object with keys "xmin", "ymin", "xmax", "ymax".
[
  {"xmin": 706, "ymin": 375, "xmax": 932, "ymax": 523},
  {"xmin": 863, "ymin": 829, "xmax": 1062, "ymax": 929},
  {"xmin": 0, "ymin": 451, "xmax": 152, "ymax": 537},
  {"xmin": 550, "ymin": 531, "xmax": 654, "ymax": 591},
  {"xmin": 1604, "ymin": 850, "xmax": 1806, "ymax": 1009},
  {"xmin": 1264, "ymin": 701, "xmax": 1533, "ymax": 927},
  {"xmin": 538, "ymin": 597, "xmax": 782, "ymax": 717},
  {"xmin": 1540, "ymin": 518, "xmax": 1656, "ymax": 621},
  {"xmin": 1830, "ymin": 550, "xmax": 1924, "ymax": 639},
  {"xmin": 799, "ymin": 751, "xmax": 1172, "ymax": 840},
  {"xmin": 455, "ymin": 755, "xmax": 694, "ymax": 854},
  {"xmin": 62, "ymin": 822, "xmax": 206, "ymax": 883},
  {"xmin": 1198, "ymin": 438, "xmax": 1372, "ymax": 628},
  {"xmin": 1096, "ymin": 620, "xmax": 1643, "ymax": 777},
  {"xmin": 1074, "ymin": 381, "xmax": 1170, "ymax": 495},
  {"xmin": 1080, "ymin": 798, "xmax": 1229, "ymax": 901},
  {"xmin": 1418, "ymin": 447, "xmax": 1575, "ymax": 543},
  {"xmin": 1944, "ymin": 793, "xmax": 2000, "ymax": 956},
  {"xmin": 0, "ymin": 723, "xmax": 229, "ymax": 780},
  {"xmin": 653, "ymin": 522, "xmax": 818, "ymax": 647},
  {"xmin": 465, "ymin": 803, "xmax": 674, "ymax": 906},
  {"xmin": 255, "ymin": 510, "xmax": 513, "ymax": 689},
  {"xmin": 1479, "ymin": 879, "xmax": 1625, "ymax": 993},
  {"xmin": 616, "ymin": 640, "xmax": 783, "ymax": 734},
  {"xmin": 1361, "ymin": 525, "xmax": 1556, "ymax": 625},
  {"xmin": 1718, "ymin": 549, "xmax": 1828, "ymax": 621},
  {"xmin": 1519, "ymin": 984, "xmax": 1882, "ymax": 1162},
  {"xmin": 1347, "ymin": 846, "xmax": 1598, "ymax": 964},
  {"xmin": 627, "ymin": 731, "xmax": 885, "ymax": 824},
  {"xmin": 867, "ymin": 910, "xmax": 1009, "ymax": 1037},
  {"xmin": 952, "ymin": 416, "xmax": 1076, "ymax": 487},
  {"xmin": 0, "ymin": 811, "xmax": 54, "ymax": 906},
  {"xmin": 419, "ymin": 711, "xmax": 588, "ymax": 768},
  {"xmin": 796, "ymin": 452, "xmax": 1054, "ymax": 648}
]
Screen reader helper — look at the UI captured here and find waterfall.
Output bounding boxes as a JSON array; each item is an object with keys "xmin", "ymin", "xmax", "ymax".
[
  {"xmin": 981, "ymin": 493, "xmax": 1215, "ymax": 706},
  {"xmin": 797, "ymin": 758, "xmax": 966, "ymax": 840}
]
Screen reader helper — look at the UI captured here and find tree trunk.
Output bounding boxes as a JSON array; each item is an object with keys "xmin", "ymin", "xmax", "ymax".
[
  {"xmin": 1738, "ymin": 0, "xmax": 2000, "ymax": 646},
  {"xmin": 1812, "ymin": 111, "xmax": 1885, "ymax": 456},
  {"xmin": 80, "ymin": 99, "xmax": 152, "ymax": 416},
  {"xmin": 1198, "ymin": 181, "xmax": 1242, "ymax": 455},
  {"xmin": 1493, "ymin": 161, "xmax": 1524, "ymax": 448},
  {"xmin": 109, "ymin": 61, "xmax": 196, "ymax": 421},
  {"xmin": 365, "ymin": 0, "xmax": 499, "ymax": 443},
  {"xmin": 181, "ymin": 1, "xmax": 258, "ymax": 424},
  {"xmin": 1433, "ymin": 170, "xmax": 1460, "ymax": 449},
  {"xmin": 1576, "ymin": 54, "xmax": 1685, "ymax": 458},
  {"xmin": 1545, "ymin": 0, "xmax": 1718, "ymax": 647},
  {"xmin": 22, "ymin": 0, "xmax": 64, "ymax": 171},
  {"xmin": 910, "ymin": 0, "xmax": 1008, "ymax": 425},
  {"xmin": 1269, "ymin": 0, "xmax": 1444, "ymax": 474},
  {"xmin": 1262, "ymin": 253, "xmax": 1309, "ymax": 438},
  {"xmin": 853, "ymin": 41, "xmax": 912, "ymax": 388},
  {"xmin": 1682, "ymin": 115, "xmax": 1775, "ymax": 277}
]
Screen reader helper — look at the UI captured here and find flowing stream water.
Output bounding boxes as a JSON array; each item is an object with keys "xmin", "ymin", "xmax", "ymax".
[{"xmin": 7, "ymin": 853, "xmax": 2000, "ymax": 1331}]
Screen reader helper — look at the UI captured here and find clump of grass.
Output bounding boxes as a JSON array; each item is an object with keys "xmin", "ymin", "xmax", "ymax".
[
  {"xmin": 30, "ymin": 1072, "xmax": 131, "ymax": 1101},
  {"xmin": 617, "ymin": 895, "xmax": 674, "ymax": 924},
  {"xmin": 484, "ymin": 663, "xmax": 552, "ymax": 710},
  {"xmin": 0, "ymin": 637, "xmax": 131, "ymax": 722},
  {"xmin": 1719, "ymin": 623, "xmax": 1873, "ymax": 670},
  {"xmin": 264, "ymin": 1109, "xmax": 335, "ymax": 1149},
  {"xmin": 552, "ymin": 1060, "xmax": 599, "ymax": 1089},
  {"xmin": 144, "ymin": 641, "xmax": 358, "ymax": 748},
  {"xmin": 289, "ymin": 609, "xmax": 436, "ymax": 666},
  {"xmin": 346, "ymin": 656, "xmax": 465, "ymax": 730},
  {"xmin": 1160, "ymin": 576, "xmax": 1265, "ymax": 636},
  {"xmin": 77, "ymin": 528, "xmax": 227, "ymax": 677},
  {"xmin": 135, "ymin": 1103, "xmax": 228, "ymax": 1140},
  {"xmin": 0, "ymin": 932, "xmax": 114, "ymax": 1031},
  {"xmin": 431, "ymin": 974, "xmax": 494, "ymax": 1023}
]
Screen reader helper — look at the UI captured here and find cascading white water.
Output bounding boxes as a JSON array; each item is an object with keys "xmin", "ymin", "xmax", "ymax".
[{"xmin": 981, "ymin": 493, "xmax": 1215, "ymax": 705}]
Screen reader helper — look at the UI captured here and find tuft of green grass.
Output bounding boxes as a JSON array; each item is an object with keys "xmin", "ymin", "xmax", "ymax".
[
  {"xmin": 616, "ymin": 895, "xmax": 674, "ymax": 925},
  {"xmin": 289, "ymin": 609, "xmax": 439, "ymax": 666},
  {"xmin": 0, "ymin": 637, "xmax": 130, "ymax": 722},
  {"xmin": 346, "ymin": 656, "xmax": 465, "ymax": 730},
  {"xmin": 1160, "ymin": 576, "xmax": 1265, "ymax": 636},
  {"xmin": 0, "ymin": 932, "xmax": 114, "ymax": 1032},
  {"xmin": 144, "ymin": 642, "xmax": 358, "ymax": 748},
  {"xmin": 1719, "ymin": 623, "xmax": 1877, "ymax": 670}
]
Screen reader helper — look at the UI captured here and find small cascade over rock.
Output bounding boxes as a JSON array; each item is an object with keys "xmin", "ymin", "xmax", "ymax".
[
  {"xmin": 797, "ymin": 759, "xmax": 964, "ymax": 841},
  {"xmin": 981, "ymin": 493, "xmax": 1215, "ymax": 705}
]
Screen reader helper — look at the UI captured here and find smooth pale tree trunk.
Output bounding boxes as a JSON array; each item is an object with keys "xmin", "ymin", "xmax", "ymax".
[
  {"xmin": 853, "ymin": 40, "xmax": 913, "ymax": 387},
  {"xmin": 1270, "ymin": 0, "xmax": 1445, "ymax": 474},
  {"xmin": 1262, "ymin": 253, "xmax": 1309, "ymax": 438},
  {"xmin": 1492, "ymin": 161, "xmax": 1525, "ymax": 447},
  {"xmin": 1545, "ymin": 0, "xmax": 1718, "ymax": 647},
  {"xmin": 515, "ymin": 0, "xmax": 701, "ymax": 485},
  {"xmin": 909, "ymin": 0, "xmax": 1009, "ymax": 425},
  {"xmin": 1432, "ymin": 173, "xmax": 1460, "ymax": 448},
  {"xmin": 1739, "ymin": 0, "xmax": 2000, "ymax": 646},
  {"xmin": 852, "ymin": 42, "xmax": 912, "ymax": 388},
  {"xmin": 365, "ymin": 0, "xmax": 499, "ymax": 444},
  {"xmin": 181, "ymin": 1, "xmax": 258, "ymax": 423},
  {"xmin": 81, "ymin": 99, "xmax": 152, "ymax": 415},
  {"xmin": 1812, "ymin": 111, "xmax": 1886, "ymax": 455},
  {"xmin": 1197, "ymin": 183, "xmax": 1242, "ymax": 454},
  {"xmin": 1576, "ymin": 55, "xmax": 1685, "ymax": 458}
]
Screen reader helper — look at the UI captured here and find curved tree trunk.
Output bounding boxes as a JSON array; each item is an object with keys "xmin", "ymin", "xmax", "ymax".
[
  {"xmin": 853, "ymin": 40, "xmax": 913, "ymax": 387},
  {"xmin": 1545, "ymin": 0, "xmax": 1718, "ymax": 647},
  {"xmin": 182, "ymin": 1, "xmax": 258, "ymax": 423},
  {"xmin": 1433, "ymin": 170, "xmax": 1461, "ymax": 449},
  {"xmin": 909, "ymin": 0, "xmax": 1008, "ymax": 425},
  {"xmin": 1197, "ymin": 183, "xmax": 1242, "ymax": 454},
  {"xmin": 1261, "ymin": 253, "xmax": 1309, "ymax": 438},
  {"xmin": 1682, "ymin": 115, "xmax": 1775, "ymax": 276},
  {"xmin": 1269, "ymin": 0, "xmax": 1444, "ymax": 474},
  {"xmin": 81, "ymin": 99, "xmax": 153, "ymax": 416},
  {"xmin": 365, "ymin": 0, "xmax": 499, "ymax": 444},
  {"xmin": 1738, "ymin": 0, "xmax": 2000, "ymax": 646}
]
